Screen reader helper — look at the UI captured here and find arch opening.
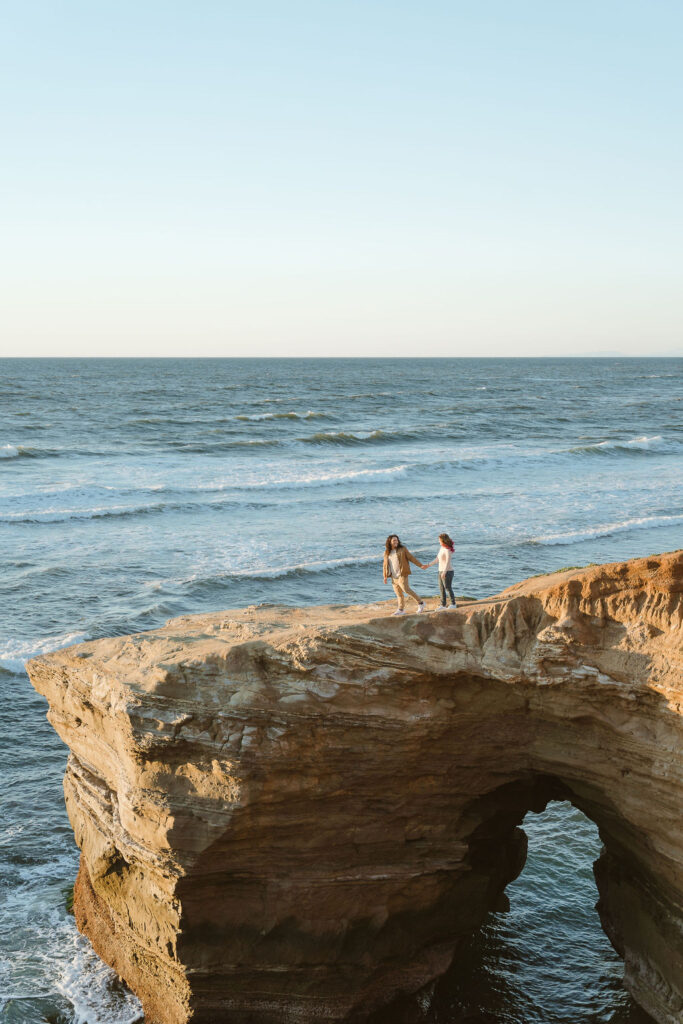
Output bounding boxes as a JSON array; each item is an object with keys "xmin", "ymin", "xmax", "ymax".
[
  {"xmin": 429, "ymin": 799, "xmax": 656, "ymax": 1024},
  {"xmin": 367, "ymin": 777, "xmax": 666, "ymax": 1024}
]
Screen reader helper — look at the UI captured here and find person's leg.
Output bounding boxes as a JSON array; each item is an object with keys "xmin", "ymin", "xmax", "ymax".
[
  {"xmin": 438, "ymin": 573, "xmax": 447, "ymax": 607},
  {"xmin": 401, "ymin": 576, "xmax": 423, "ymax": 607},
  {"xmin": 445, "ymin": 570, "xmax": 457, "ymax": 606},
  {"xmin": 391, "ymin": 579, "xmax": 405, "ymax": 610}
]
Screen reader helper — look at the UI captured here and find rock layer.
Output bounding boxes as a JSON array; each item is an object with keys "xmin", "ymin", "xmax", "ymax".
[{"xmin": 27, "ymin": 551, "xmax": 683, "ymax": 1024}]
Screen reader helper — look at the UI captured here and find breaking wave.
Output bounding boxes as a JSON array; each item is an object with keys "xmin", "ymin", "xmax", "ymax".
[
  {"xmin": 235, "ymin": 410, "xmax": 328, "ymax": 421},
  {"xmin": 0, "ymin": 502, "xmax": 173, "ymax": 524},
  {"xmin": 234, "ymin": 464, "xmax": 410, "ymax": 489},
  {"xmin": 0, "ymin": 630, "xmax": 89, "ymax": 675},
  {"xmin": 300, "ymin": 429, "xmax": 423, "ymax": 446},
  {"xmin": 0, "ymin": 443, "xmax": 64, "ymax": 459},
  {"xmin": 566, "ymin": 435, "xmax": 671, "ymax": 457},
  {"xmin": 529, "ymin": 513, "xmax": 683, "ymax": 547},
  {"xmin": 178, "ymin": 553, "xmax": 383, "ymax": 594}
]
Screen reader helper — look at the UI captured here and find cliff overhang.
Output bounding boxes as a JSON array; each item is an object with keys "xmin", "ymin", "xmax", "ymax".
[{"xmin": 28, "ymin": 551, "xmax": 683, "ymax": 1023}]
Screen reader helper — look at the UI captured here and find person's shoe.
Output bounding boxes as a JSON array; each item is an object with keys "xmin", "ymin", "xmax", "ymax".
[
  {"xmin": 435, "ymin": 605, "xmax": 447, "ymax": 612},
  {"xmin": 416, "ymin": 603, "xmax": 425, "ymax": 613},
  {"xmin": 392, "ymin": 609, "xmax": 405, "ymax": 616},
  {"xmin": 448, "ymin": 604, "xmax": 458, "ymax": 611}
]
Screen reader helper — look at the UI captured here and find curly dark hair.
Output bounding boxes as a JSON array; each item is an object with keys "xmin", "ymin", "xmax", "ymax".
[
  {"xmin": 385, "ymin": 534, "xmax": 403, "ymax": 554},
  {"xmin": 439, "ymin": 533, "xmax": 455, "ymax": 551}
]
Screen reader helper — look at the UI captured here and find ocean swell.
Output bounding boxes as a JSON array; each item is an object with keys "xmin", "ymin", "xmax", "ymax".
[
  {"xmin": 229, "ymin": 463, "xmax": 410, "ymax": 490},
  {"xmin": 235, "ymin": 410, "xmax": 328, "ymax": 421},
  {"xmin": 566, "ymin": 435, "xmax": 671, "ymax": 457},
  {"xmin": 0, "ymin": 444, "xmax": 62, "ymax": 459},
  {"xmin": 300, "ymin": 429, "xmax": 423, "ymax": 446},
  {"xmin": 178, "ymin": 552, "xmax": 382, "ymax": 595},
  {"xmin": 529, "ymin": 512, "xmax": 683, "ymax": 547}
]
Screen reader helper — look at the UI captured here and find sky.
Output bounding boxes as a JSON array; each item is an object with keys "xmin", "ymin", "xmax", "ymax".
[{"xmin": 1, "ymin": 1, "xmax": 682, "ymax": 357}]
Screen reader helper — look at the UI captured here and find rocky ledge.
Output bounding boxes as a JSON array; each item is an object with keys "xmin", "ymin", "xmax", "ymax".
[{"xmin": 28, "ymin": 551, "xmax": 683, "ymax": 1024}]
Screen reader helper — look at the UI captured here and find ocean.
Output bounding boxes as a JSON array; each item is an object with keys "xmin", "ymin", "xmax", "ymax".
[{"xmin": 1, "ymin": 356, "xmax": 680, "ymax": 1024}]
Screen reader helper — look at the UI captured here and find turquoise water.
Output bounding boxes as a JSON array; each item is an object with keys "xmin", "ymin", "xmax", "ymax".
[{"xmin": 2, "ymin": 356, "xmax": 680, "ymax": 1023}]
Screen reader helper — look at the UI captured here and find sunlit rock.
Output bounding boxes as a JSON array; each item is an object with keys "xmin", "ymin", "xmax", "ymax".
[{"xmin": 28, "ymin": 551, "xmax": 683, "ymax": 1024}]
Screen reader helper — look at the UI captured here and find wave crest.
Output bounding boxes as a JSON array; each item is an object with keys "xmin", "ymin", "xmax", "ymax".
[
  {"xmin": 0, "ymin": 502, "xmax": 171, "ymax": 525},
  {"xmin": 300, "ymin": 429, "xmax": 420, "ymax": 446},
  {"xmin": 179, "ymin": 552, "xmax": 382, "ymax": 594},
  {"xmin": 567, "ymin": 435, "xmax": 669, "ymax": 457},
  {"xmin": 0, "ymin": 630, "xmax": 89, "ymax": 675},
  {"xmin": 529, "ymin": 512, "xmax": 683, "ymax": 547},
  {"xmin": 235, "ymin": 410, "xmax": 327, "ymax": 422}
]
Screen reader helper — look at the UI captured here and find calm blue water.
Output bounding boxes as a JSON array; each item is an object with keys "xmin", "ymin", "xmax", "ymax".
[{"xmin": 2, "ymin": 357, "xmax": 680, "ymax": 1024}]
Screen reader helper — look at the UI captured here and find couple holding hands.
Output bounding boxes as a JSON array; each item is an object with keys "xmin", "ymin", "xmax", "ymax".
[{"xmin": 382, "ymin": 533, "xmax": 457, "ymax": 616}]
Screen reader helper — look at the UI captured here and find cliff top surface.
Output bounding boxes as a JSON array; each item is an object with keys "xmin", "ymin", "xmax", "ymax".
[
  {"xmin": 32, "ymin": 549, "xmax": 683, "ymax": 701},
  {"xmin": 25, "ymin": 549, "xmax": 683, "ymax": 1024}
]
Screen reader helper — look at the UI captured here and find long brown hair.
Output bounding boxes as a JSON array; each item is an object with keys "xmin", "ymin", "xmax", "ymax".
[
  {"xmin": 385, "ymin": 534, "xmax": 403, "ymax": 554},
  {"xmin": 439, "ymin": 533, "xmax": 454, "ymax": 552}
]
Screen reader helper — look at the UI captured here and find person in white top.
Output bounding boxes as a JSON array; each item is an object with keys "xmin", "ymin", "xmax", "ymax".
[{"xmin": 424, "ymin": 533, "xmax": 457, "ymax": 610}]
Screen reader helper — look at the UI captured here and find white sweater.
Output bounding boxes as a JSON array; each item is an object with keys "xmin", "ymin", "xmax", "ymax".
[{"xmin": 433, "ymin": 546, "xmax": 453, "ymax": 572}]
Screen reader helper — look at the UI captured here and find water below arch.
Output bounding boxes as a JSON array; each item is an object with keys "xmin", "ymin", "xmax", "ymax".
[{"xmin": 429, "ymin": 801, "xmax": 655, "ymax": 1024}]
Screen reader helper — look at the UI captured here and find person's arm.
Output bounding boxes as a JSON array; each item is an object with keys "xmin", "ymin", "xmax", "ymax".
[
  {"xmin": 383, "ymin": 553, "xmax": 388, "ymax": 583},
  {"xmin": 406, "ymin": 549, "xmax": 428, "ymax": 569},
  {"xmin": 424, "ymin": 556, "xmax": 437, "ymax": 568}
]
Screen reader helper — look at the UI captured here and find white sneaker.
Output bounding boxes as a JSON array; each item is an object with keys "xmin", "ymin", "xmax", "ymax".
[
  {"xmin": 416, "ymin": 603, "xmax": 425, "ymax": 614},
  {"xmin": 435, "ymin": 605, "xmax": 447, "ymax": 612},
  {"xmin": 448, "ymin": 604, "xmax": 458, "ymax": 611},
  {"xmin": 392, "ymin": 609, "xmax": 405, "ymax": 616}
]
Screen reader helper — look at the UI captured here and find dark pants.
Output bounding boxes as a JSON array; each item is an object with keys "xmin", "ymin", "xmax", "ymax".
[{"xmin": 439, "ymin": 570, "xmax": 456, "ymax": 606}]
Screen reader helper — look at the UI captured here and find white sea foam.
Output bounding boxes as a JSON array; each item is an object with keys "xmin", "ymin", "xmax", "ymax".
[
  {"xmin": 567, "ymin": 434, "xmax": 669, "ymax": 456},
  {"xmin": 0, "ymin": 502, "xmax": 167, "ymax": 524},
  {"xmin": 0, "ymin": 843, "xmax": 142, "ymax": 1024},
  {"xmin": 177, "ymin": 551, "xmax": 381, "ymax": 587},
  {"xmin": 597, "ymin": 434, "xmax": 664, "ymax": 450},
  {"xmin": 346, "ymin": 391, "xmax": 393, "ymax": 398},
  {"xmin": 0, "ymin": 443, "xmax": 19, "ymax": 458},
  {"xmin": 1, "ymin": 914, "xmax": 142, "ymax": 1023},
  {"xmin": 57, "ymin": 929, "xmax": 143, "ymax": 1024},
  {"xmin": 4, "ymin": 482, "xmax": 169, "ymax": 504},
  {"xmin": 0, "ymin": 630, "xmax": 88, "ymax": 675},
  {"xmin": 235, "ymin": 410, "xmax": 325, "ymax": 421},
  {"xmin": 194, "ymin": 463, "xmax": 411, "ymax": 492},
  {"xmin": 299, "ymin": 428, "xmax": 426, "ymax": 446},
  {"xmin": 256, "ymin": 463, "xmax": 410, "ymax": 488},
  {"xmin": 531, "ymin": 513, "xmax": 683, "ymax": 547}
]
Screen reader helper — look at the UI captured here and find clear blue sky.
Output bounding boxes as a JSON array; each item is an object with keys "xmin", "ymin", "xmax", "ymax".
[{"xmin": 2, "ymin": 1, "xmax": 682, "ymax": 356}]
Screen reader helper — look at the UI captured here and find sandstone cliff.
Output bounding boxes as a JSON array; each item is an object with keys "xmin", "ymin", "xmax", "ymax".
[{"xmin": 27, "ymin": 551, "xmax": 683, "ymax": 1024}]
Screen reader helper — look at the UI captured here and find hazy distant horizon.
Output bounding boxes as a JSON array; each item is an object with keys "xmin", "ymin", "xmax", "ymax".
[{"xmin": 3, "ymin": 352, "xmax": 682, "ymax": 360}]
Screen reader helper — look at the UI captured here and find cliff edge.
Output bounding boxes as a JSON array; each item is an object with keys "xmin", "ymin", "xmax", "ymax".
[{"xmin": 27, "ymin": 551, "xmax": 683, "ymax": 1024}]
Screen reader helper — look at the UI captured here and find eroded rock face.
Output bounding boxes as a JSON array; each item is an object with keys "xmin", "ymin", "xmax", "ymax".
[{"xmin": 27, "ymin": 552, "xmax": 683, "ymax": 1024}]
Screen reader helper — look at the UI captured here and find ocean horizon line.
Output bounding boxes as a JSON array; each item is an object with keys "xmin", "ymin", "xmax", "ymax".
[{"xmin": 2, "ymin": 353, "xmax": 682, "ymax": 362}]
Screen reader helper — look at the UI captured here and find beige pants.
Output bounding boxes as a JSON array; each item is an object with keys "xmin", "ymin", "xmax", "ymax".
[{"xmin": 391, "ymin": 575, "xmax": 422, "ymax": 609}]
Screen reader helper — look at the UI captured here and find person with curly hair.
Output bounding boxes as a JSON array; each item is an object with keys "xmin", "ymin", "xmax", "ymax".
[{"xmin": 382, "ymin": 533, "xmax": 425, "ymax": 616}]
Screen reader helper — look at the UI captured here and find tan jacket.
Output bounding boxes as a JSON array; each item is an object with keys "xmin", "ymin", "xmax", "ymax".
[{"xmin": 383, "ymin": 546, "xmax": 421, "ymax": 580}]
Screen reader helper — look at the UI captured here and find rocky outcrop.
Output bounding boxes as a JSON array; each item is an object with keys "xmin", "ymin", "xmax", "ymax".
[{"xmin": 27, "ymin": 551, "xmax": 683, "ymax": 1024}]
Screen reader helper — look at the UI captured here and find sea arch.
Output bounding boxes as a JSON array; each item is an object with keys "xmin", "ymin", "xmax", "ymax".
[{"xmin": 27, "ymin": 552, "xmax": 683, "ymax": 1024}]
